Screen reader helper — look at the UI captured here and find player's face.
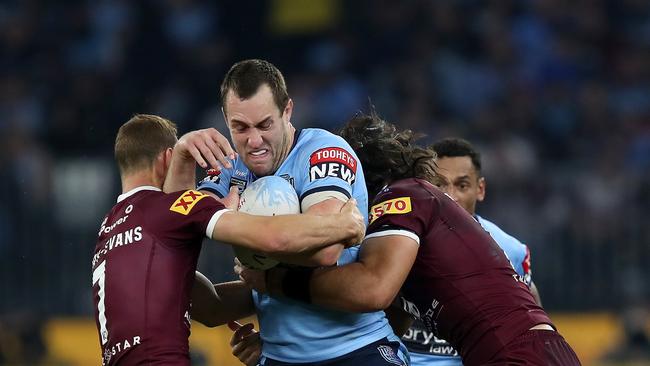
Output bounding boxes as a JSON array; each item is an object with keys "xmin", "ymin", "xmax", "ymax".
[
  {"xmin": 224, "ymin": 84, "xmax": 294, "ymax": 177},
  {"xmin": 434, "ymin": 156, "xmax": 485, "ymax": 215}
]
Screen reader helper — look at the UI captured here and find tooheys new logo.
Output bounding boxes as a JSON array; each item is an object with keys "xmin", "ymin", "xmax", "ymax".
[{"xmin": 309, "ymin": 147, "xmax": 357, "ymax": 184}]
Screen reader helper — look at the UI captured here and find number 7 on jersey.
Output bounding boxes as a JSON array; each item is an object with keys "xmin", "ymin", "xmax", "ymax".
[{"xmin": 92, "ymin": 260, "xmax": 109, "ymax": 345}]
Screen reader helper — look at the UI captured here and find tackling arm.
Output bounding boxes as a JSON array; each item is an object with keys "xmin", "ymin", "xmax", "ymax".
[
  {"xmin": 211, "ymin": 198, "xmax": 364, "ymax": 257},
  {"xmin": 269, "ymin": 198, "xmax": 349, "ymax": 267},
  {"xmin": 191, "ymin": 272, "xmax": 255, "ymax": 327},
  {"xmin": 266, "ymin": 234, "xmax": 418, "ymax": 312}
]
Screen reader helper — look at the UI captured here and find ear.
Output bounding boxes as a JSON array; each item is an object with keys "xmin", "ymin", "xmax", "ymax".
[
  {"xmin": 283, "ymin": 98, "xmax": 293, "ymax": 123},
  {"xmin": 221, "ymin": 106, "xmax": 229, "ymax": 128},
  {"xmin": 476, "ymin": 176, "xmax": 486, "ymax": 202},
  {"xmin": 164, "ymin": 147, "xmax": 173, "ymax": 170}
]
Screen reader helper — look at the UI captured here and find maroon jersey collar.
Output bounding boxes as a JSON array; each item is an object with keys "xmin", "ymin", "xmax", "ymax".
[{"xmin": 117, "ymin": 186, "xmax": 161, "ymax": 203}]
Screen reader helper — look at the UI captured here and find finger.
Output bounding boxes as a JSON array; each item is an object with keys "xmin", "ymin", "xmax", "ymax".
[
  {"xmin": 340, "ymin": 198, "xmax": 356, "ymax": 212},
  {"xmin": 244, "ymin": 354, "xmax": 260, "ymax": 366},
  {"xmin": 227, "ymin": 320, "xmax": 242, "ymax": 331},
  {"xmin": 231, "ymin": 322, "xmax": 255, "ymax": 343},
  {"xmin": 211, "ymin": 131, "xmax": 237, "ymax": 161},
  {"xmin": 238, "ymin": 344, "xmax": 260, "ymax": 365},
  {"xmin": 201, "ymin": 131, "xmax": 234, "ymax": 168},
  {"xmin": 185, "ymin": 143, "xmax": 208, "ymax": 169},
  {"xmin": 227, "ymin": 186, "xmax": 240, "ymax": 201},
  {"xmin": 235, "ymin": 323, "xmax": 255, "ymax": 336},
  {"xmin": 197, "ymin": 137, "xmax": 225, "ymax": 170},
  {"xmin": 223, "ymin": 186, "xmax": 240, "ymax": 210},
  {"xmin": 232, "ymin": 332, "xmax": 260, "ymax": 356}
]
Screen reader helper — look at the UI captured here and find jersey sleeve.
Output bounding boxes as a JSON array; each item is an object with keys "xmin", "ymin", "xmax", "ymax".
[
  {"xmin": 297, "ymin": 134, "xmax": 360, "ymax": 212},
  {"xmin": 365, "ymin": 184, "xmax": 433, "ymax": 245},
  {"xmin": 163, "ymin": 190, "xmax": 230, "ymax": 244},
  {"xmin": 197, "ymin": 167, "xmax": 234, "ymax": 198}
]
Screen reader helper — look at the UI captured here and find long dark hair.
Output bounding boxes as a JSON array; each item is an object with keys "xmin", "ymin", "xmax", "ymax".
[{"xmin": 339, "ymin": 112, "xmax": 442, "ymax": 201}]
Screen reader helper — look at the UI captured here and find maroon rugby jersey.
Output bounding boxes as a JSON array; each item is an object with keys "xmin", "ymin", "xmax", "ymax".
[
  {"xmin": 91, "ymin": 186, "xmax": 228, "ymax": 365},
  {"xmin": 366, "ymin": 178, "xmax": 553, "ymax": 365}
]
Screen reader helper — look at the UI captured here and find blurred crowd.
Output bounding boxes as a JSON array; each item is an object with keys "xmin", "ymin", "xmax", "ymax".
[{"xmin": 1, "ymin": 0, "xmax": 649, "ymax": 361}]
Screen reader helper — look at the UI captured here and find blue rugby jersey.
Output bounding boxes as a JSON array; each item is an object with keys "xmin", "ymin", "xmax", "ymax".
[{"xmin": 199, "ymin": 128, "xmax": 399, "ymax": 363}]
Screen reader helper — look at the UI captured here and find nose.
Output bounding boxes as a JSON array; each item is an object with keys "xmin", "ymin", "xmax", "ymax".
[{"xmin": 247, "ymin": 129, "xmax": 263, "ymax": 148}]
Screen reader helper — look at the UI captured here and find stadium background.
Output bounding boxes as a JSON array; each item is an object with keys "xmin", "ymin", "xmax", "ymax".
[{"xmin": 1, "ymin": 0, "xmax": 649, "ymax": 364}]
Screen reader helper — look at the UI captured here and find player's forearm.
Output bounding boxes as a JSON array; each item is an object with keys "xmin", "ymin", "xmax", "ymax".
[
  {"xmin": 191, "ymin": 279, "xmax": 255, "ymax": 327},
  {"xmin": 311, "ymin": 263, "xmax": 394, "ymax": 312},
  {"xmin": 212, "ymin": 281, "xmax": 256, "ymax": 324},
  {"xmin": 216, "ymin": 212, "xmax": 356, "ymax": 255},
  {"xmin": 264, "ymin": 213, "xmax": 356, "ymax": 254},
  {"xmin": 266, "ymin": 262, "xmax": 391, "ymax": 313},
  {"xmin": 163, "ymin": 153, "xmax": 197, "ymax": 193},
  {"xmin": 270, "ymin": 244, "xmax": 344, "ymax": 267}
]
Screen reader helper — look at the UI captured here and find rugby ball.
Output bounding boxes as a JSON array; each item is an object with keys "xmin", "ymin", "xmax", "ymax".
[{"xmin": 234, "ymin": 176, "xmax": 300, "ymax": 269}]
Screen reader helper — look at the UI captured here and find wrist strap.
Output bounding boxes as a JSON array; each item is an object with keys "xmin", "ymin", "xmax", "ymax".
[{"xmin": 281, "ymin": 267, "xmax": 315, "ymax": 304}]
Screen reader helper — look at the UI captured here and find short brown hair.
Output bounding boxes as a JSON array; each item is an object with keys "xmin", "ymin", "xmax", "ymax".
[
  {"xmin": 114, "ymin": 114, "xmax": 178, "ymax": 175},
  {"xmin": 220, "ymin": 59, "xmax": 289, "ymax": 115}
]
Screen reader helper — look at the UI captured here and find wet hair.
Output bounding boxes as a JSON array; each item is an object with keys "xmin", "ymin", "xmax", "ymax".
[
  {"xmin": 430, "ymin": 137, "xmax": 482, "ymax": 173},
  {"xmin": 339, "ymin": 112, "xmax": 443, "ymax": 201},
  {"xmin": 114, "ymin": 114, "xmax": 177, "ymax": 175},
  {"xmin": 220, "ymin": 59, "xmax": 289, "ymax": 115}
]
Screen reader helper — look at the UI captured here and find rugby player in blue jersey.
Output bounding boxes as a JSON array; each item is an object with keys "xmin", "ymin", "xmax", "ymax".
[
  {"xmin": 237, "ymin": 113, "xmax": 579, "ymax": 366},
  {"xmin": 396, "ymin": 137, "xmax": 543, "ymax": 366},
  {"xmin": 166, "ymin": 59, "xmax": 408, "ymax": 366}
]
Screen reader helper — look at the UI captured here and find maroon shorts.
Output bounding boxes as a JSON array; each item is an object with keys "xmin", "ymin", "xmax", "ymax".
[{"xmin": 483, "ymin": 329, "xmax": 581, "ymax": 366}]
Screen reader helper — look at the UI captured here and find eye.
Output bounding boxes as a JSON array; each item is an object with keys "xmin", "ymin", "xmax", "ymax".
[
  {"xmin": 232, "ymin": 124, "xmax": 247, "ymax": 133},
  {"xmin": 258, "ymin": 119, "xmax": 272, "ymax": 130}
]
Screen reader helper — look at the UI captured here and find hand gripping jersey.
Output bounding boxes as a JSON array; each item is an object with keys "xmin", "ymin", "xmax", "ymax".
[
  {"xmin": 91, "ymin": 186, "xmax": 229, "ymax": 365},
  {"xmin": 367, "ymin": 178, "xmax": 553, "ymax": 366},
  {"xmin": 405, "ymin": 214, "xmax": 535, "ymax": 366},
  {"xmin": 198, "ymin": 128, "xmax": 398, "ymax": 363}
]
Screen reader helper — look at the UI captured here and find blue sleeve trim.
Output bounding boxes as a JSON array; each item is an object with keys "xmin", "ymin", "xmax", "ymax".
[
  {"xmin": 299, "ymin": 185, "xmax": 351, "ymax": 202},
  {"xmin": 199, "ymin": 186, "xmax": 224, "ymax": 198}
]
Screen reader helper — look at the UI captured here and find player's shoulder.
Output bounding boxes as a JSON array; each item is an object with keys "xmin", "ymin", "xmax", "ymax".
[
  {"xmin": 134, "ymin": 189, "xmax": 214, "ymax": 216},
  {"xmin": 373, "ymin": 178, "xmax": 438, "ymax": 204},
  {"xmin": 476, "ymin": 215, "xmax": 527, "ymax": 251},
  {"xmin": 298, "ymin": 128, "xmax": 352, "ymax": 150}
]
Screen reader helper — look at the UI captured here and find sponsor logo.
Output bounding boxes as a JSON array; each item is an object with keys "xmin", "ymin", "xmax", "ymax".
[
  {"xmin": 102, "ymin": 336, "xmax": 142, "ymax": 366},
  {"xmin": 369, "ymin": 197, "xmax": 412, "ymax": 224},
  {"xmin": 309, "ymin": 147, "xmax": 357, "ymax": 184},
  {"xmin": 402, "ymin": 324, "xmax": 459, "ymax": 356},
  {"xmin": 98, "ymin": 206, "xmax": 132, "ymax": 237},
  {"xmin": 279, "ymin": 173, "xmax": 295, "ymax": 187},
  {"xmin": 401, "ymin": 297, "xmax": 420, "ymax": 318},
  {"xmin": 234, "ymin": 170, "xmax": 247, "ymax": 178},
  {"xmin": 200, "ymin": 169, "xmax": 221, "ymax": 185},
  {"xmin": 377, "ymin": 345, "xmax": 404, "ymax": 365},
  {"xmin": 230, "ymin": 178, "xmax": 247, "ymax": 194},
  {"xmin": 170, "ymin": 190, "xmax": 208, "ymax": 215}
]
